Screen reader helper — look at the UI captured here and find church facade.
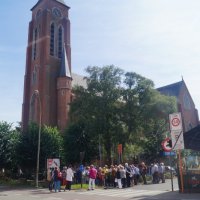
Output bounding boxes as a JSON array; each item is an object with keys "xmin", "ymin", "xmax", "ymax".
[
  {"xmin": 158, "ymin": 80, "xmax": 199, "ymax": 132},
  {"xmin": 22, "ymin": 0, "xmax": 72, "ymax": 131}
]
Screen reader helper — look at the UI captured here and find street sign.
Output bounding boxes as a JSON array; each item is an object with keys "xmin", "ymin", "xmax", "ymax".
[
  {"xmin": 169, "ymin": 112, "xmax": 183, "ymax": 131},
  {"xmin": 163, "ymin": 151, "xmax": 176, "ymax": 156},
  {"xmin": 169, "ymin": 112, "xmax": 184, "ymax": 150},
  {"xmin": 162, "ymin": 138, "xmax": 172, "ymax": 152},
  {"xmin": 171, "ymin": 130, "xmax": 185, "ymax": 150},
  {"xmin": 118, "ymin": 144, "xmax": 122, "ymax": 154}
]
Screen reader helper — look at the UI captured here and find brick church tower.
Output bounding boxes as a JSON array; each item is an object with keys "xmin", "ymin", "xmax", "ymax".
[{"xmin": 22, "ymin": 0, "xmax": 72, "ymax": 131}]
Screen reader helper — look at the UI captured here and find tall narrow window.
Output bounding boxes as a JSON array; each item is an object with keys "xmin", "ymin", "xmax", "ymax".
[
  {"xmin": 33, "ymin": 28, "xmax": 38, "ymax": 60},
  {"xmin": 32, "ymin": 66, "xmax": 37, "ymax": 85},
  {"xmin": 58, "ymin": 26, "xmax": 63, "ymax": 58},
  {"xmin": 50, "ymin": 23, "xmax": 55, "ymax": 56}
]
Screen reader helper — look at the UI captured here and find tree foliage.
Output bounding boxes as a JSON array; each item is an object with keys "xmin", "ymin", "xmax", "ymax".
[
  {"xmin": 69, "ymin": 65, "xmax": 177, "ymax": 164},
  {"xmin": 63, "ymin": 122, "xmax": 98, "ymax": 164},
  {"xmin": 0, "ymin": 121, "xmax": 20, "ymax": 170},
  {"xmin": 16, "ymin": 123, "xmax": 64, "ymax": 177},
  {"xmin": 70, "ymin": 65, "xmax": 125, "ymax": 163}
]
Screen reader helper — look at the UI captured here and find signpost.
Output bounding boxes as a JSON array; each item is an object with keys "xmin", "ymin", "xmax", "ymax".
[
  {"xmin": 169, "ymin": 113, "xmax": 184, "ymax": 150},
  {"xmin": 169, "ymin": 112, "xmax": 184, "ymax": 193}
]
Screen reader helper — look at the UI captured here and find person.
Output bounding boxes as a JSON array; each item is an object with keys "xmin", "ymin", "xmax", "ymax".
[
  {"xmin": 53, "ymin": 167, "xmax": 59, "ymax": 192},
  {"xmin": 84, "ymin": 166, "xmax": 90, "ymax": 184},
  {"xmin": 133, "ymin": 164, "xmax": 140, "ymax": 185},
  {"xmin": 125, "ymin": 163, "xmax": 131, "ymax": 187},
  {"xmin": 57, "ymin": 170, "xmax": 62, "ymax": 191},
  {"xmin": 111, "ymin": 165, "xmax": 117, "ymax": 187},
  {"xmin": 158, "ymin": 163, "xmax": 165, "ymax": 183},
  {"xmin": 152, "ymin": 163, "xmax": 159, "ymax": 184},
  {"xmin": 103, "ymin": 165, "xmax": 109, "ymax": 189},
  {"xmin": 76, "ymin": 165, "xmax": 84, "ymax": 184},
  {"xmin": 96, "ymin": 167, "xmax": 103, "ymax": 186},
  {"xmin": 139, "ymin": 162, "xmax": 147, "ymax": 184},
  {"xmin": 66, "ymin": 165, "xmax": 74, "ymax": 191},
  {"xmin": 116, "ymin": 166, "xmax": 122, "ymax": 189},
  {"xmin": 62, "ymin": 166, "xmax": 67, "ymax": 190},
  {"xmin": 88, "ymin": 165, "xmax": 97, "ymax": 190},
  {"xmin": 49, "ymin": 167, "xmax": 54, "ymax": 192},
  {"xmin": 120, "ymin": 165, "xmax": 126, "ymax": 188}
]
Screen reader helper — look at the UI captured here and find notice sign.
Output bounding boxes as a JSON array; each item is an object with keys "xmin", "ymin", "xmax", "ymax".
[
  {"xmin": 169, "ymin": 112, "xmax": 184, "ymax": 150},
  {"xmin": 171, "ymin": 130, "xmax": 185, "ymax": 150},
  {"xmin": 47, "ymin": 158, "xmax": 60, "ymax": 181},
  {"xmin": 169, "ymin": 112, "xmax": 183, "ymax": 131}
]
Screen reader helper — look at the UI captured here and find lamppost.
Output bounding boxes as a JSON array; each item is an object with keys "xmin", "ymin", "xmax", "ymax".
[{"xmin": 34, "ymin": 90, "xmax": 42, "ymax": 188}]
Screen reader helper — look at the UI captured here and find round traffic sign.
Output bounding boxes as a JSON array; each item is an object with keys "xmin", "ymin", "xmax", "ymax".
[
  {"xmin": 171, "ymin": 117, "xmax": 180, "ymax": 127},
  {"xmin": 161, "ymin": 138, "xmax": 172, "ymax": 152}
]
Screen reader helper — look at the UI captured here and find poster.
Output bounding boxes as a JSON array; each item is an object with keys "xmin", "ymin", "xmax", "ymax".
[{"xmin": 47, "ymin": 158, "xmax": 60, "ymax": 181}]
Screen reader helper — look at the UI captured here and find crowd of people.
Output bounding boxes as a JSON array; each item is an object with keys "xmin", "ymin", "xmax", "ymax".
[{"xmin": 49, "ymin": 162, "xmax": 166, "ymax": 192}]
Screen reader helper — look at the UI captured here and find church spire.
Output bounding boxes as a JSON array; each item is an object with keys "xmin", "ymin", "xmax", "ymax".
[
  {"xmin": 56, "ymin": 0, "xmax": 66, "ymax": 5},
  {"xmin": 60, "ymin": 44, "xmax": 71, "ymax": 78}
]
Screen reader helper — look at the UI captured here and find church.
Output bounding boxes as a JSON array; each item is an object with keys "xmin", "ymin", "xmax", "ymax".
[
  {"xmin": 22, "ymin": 0, "xmax": 199, "ymax": 133},
  {"xmin": 22, "ymin": 0, "xmax": 74, "ymax": 131}
]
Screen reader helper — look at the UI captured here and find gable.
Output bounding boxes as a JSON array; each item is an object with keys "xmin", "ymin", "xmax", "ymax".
[{"xmin": 157, "ymin": 81, "xmax": 183, "ymax": 98}]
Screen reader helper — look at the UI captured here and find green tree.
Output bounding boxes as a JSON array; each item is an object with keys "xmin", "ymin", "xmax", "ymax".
[
  {"xmin": 63, "ymin": 122, "xmax": 98, "ymax": 164},
  {"xmin": 121, "ymin": 71, "xmax": 177, "ymax": 162},
  {"xmin": 140, "ymin": 91, "xmax": 177, "ymax": 162},
  {"xmin": 16, "ymin": 123, "xmax": 64, "ymax": 178},
  {"xmin": 69, "ymin": 66, "xmax": 177, "ymax": 164},
  {"xmin": 121, "ymin": 72, "xmax": 155, "ymax": 140},
  {"xmin": 70, "ymin": 65, "xmax": 124, "ymax": 163},
  {"xmin": 0, "ymin": 121, "xmax": 20, "ymax": 171}
]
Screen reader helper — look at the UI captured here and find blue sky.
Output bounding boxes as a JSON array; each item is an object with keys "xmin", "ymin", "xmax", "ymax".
[{"xmin": 0, "ymin": 0, "xmax": 200, "ymax": 125}]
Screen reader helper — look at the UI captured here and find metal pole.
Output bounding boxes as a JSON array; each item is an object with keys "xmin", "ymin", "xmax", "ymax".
[
  {"xmin": 178, "ymin": 149, "xmax": 184, "ymax": 193},
  {"xmin": 35, "ymin": 90, "xmax": 42, "ymax": 188},
  {"xmin": 99, "ymin": 134, "xmax": 102, "ymax": 167},
  {"xmin": 169, "ymin": 151, "xmax": 174, "ymax": 191}
]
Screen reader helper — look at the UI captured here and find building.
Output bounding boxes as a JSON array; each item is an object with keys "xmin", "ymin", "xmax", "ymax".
[
  {"xmin": 157, "ymin": 79, "xmax": 199, "ymax": 132},
  {"xmin": 22, "ymin": 0, "xmax": 75, "ymax": 131}
]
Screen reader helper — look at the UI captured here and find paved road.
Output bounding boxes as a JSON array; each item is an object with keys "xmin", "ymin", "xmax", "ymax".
[{"xmin": 0, "ymin": 179, "xmax": 199, "ymax": 200}]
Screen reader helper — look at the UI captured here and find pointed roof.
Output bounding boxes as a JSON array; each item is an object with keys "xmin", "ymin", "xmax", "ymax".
[
  {"xmin": 157, "ymin": 80, "xmax": 183, "ymax": 97},
  {"xmin": 60, "ymin": 45, "xmax": 71, "ymax": 78},
  {"xmin": 31, "ymin": 0, "xmax": 70, "ymax": 11},
  {"xmin": 56, "ymin": 0, "xmax": 66, "ymax": 5}
]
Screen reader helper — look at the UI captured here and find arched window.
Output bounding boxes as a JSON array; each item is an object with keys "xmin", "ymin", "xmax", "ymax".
[
  {"xmin": 33, "ymin": 28, "xmax": 38, "ymax": 60},
  {"xmin": 58, "ymin": 26, "xmax": 63, "ymax": 58},
  {"xmin": 32, "ymin": 66, "xmax": 37, "ymax": 85},
  {"xmin": 50, "ymin": 23, "xmax": 55, "ymax": 56}
]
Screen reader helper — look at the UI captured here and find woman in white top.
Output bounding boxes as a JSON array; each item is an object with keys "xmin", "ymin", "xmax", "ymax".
[{"xmin": 65, "ymin": 165, "xmax": 74, "ymax": 191}]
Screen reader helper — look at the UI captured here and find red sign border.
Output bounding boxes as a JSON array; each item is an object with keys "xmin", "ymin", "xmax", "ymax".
[
  {"xmin": 161, "ymin": 138, "xmax": 172, "ymax": 152},
  {"xmin": 171, "ymin": 117, "xmax": 180, "ymax": 127}
]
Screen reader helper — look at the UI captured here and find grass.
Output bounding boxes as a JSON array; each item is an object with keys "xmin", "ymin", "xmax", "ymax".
[
  {"xmin": 0, "ymin": 177, "xmax": 90, "ymax": 190},
  {"xmin": 71, "ymin": 184, "xmax": 88, "ymax": 190}
]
